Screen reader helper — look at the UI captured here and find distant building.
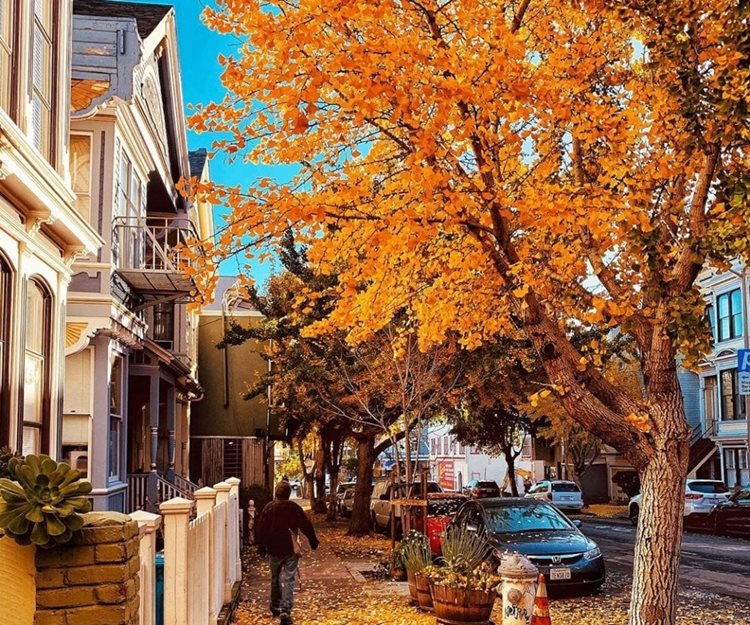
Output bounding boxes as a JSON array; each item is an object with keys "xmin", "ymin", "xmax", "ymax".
[
  {"xmin": 425, "ymin": 424, "xmax": 534, "ymax": 492},
  {"xmin": 190, "ymin": 277, "xmax": 278, "ymax": 489}
]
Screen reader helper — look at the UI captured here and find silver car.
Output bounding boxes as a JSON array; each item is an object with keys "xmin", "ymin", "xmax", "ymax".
[
  {"xmin": 525, "ymin": 480, "xmax": 584, "ymax": 511},
  {"xmin": 628, "ymin": 479, "xmax": 730, "ymax": 526}
]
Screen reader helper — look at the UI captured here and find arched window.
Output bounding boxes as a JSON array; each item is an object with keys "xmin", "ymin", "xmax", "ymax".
[
  {"xmin": 22, "ymin": 278, "xmax": 51, "ymax": 455},
  {"xmin": 0, "ymin": 254, "xmax": 12, "ymax": 445}
]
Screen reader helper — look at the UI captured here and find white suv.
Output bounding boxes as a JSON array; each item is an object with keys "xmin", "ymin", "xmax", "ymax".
[
  {"xmin": 525, "ymin": 480, "xmax": 584, "ymax": 511},
  {"xmin": 628, "ymin": 479, "xmax": 731, "ymax": 526}
]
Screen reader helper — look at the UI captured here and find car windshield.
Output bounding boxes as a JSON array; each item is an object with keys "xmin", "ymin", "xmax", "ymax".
[
  {"xmin": 484, "ymin": 503, "xmax": 573, "ymax": 533},
  {"xmin": 477, "ymin": 482, "xmax": 497, "ymax": 489},
  {"xmin": 552, "ymin": 483, "xmax": 580, "ymax": 493},
  {"xmin": 689, "ymin": 481, "xmax": 729, "ymax": 494}
]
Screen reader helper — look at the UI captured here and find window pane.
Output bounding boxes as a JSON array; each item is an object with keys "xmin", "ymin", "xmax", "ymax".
[
  {"xmin": 70, "ymin": 135, "xmax": 92, "ymax": 220},
  {"xmin": 732, "ymin": 288, "xmax": 743, "ymax": 338},
  {"xmin": 23, "ymin": 426, "xmax": 41, "ymax": 456},
  {"xmin": 26, "ymin": 282, "xmax": 45, "ymax": 353},
  {"xmin": 23, "ymin": 353, "xmax": 43, "ymax": 422},
  {"xmin": 721, "ymin": 370, "xmax": 735, "ymax": 420},
  {"xmin": 108, "ymin": 417, "xmax": 120, "ymax": 477},
  {"xmin": 109, "ymin": 358, "xmax": 122, "ymax": 417}
]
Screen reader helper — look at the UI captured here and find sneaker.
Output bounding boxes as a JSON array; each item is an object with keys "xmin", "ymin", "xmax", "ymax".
[{"xmin": 280, "ymin": 614, "xmax": 293, "ymax": 625}]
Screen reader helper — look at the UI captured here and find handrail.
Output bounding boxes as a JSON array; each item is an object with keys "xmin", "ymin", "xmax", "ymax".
[{"xmin": 690, "ymin": 420, "xmax": 716, "ymax": 446}]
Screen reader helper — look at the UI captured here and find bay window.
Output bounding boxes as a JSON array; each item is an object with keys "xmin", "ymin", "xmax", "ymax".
[{"xmin": 22, "ymin": 279, "xmax": 51, "ymax": 455}]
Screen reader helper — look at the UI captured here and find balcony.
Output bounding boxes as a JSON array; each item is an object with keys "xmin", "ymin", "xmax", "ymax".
[{"xmin": 112, "ymin": 216, "xmax": 198, "ymax": 303}]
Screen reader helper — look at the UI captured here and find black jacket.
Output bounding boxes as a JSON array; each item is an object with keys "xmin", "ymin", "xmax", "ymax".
[{"xmin": 255, "ymin": 499, "xmax": 319, "ymax": 558}]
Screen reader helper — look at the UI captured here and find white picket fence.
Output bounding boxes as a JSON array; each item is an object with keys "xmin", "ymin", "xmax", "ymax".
[{"xmin": 132, "ymin": 477, "xmax": 243, "ymax": 625}]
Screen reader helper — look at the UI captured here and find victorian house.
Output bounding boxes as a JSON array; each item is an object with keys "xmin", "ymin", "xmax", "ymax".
[
  {"xmin": 691, "ymin": 263, "xmax": 750, "ymax": 489},
  {"xmin": 0, "ymin": 1, "xmax": 102, "ymax": 458},
  {"xmin": 61, "ymin": 0, "xmax": 212, "ymax": 512}
]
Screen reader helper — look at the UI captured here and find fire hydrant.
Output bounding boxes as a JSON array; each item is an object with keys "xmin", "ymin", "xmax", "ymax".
[{"xmin": 498, "ymin": 553, "xmax": 539, "ymax": 625}]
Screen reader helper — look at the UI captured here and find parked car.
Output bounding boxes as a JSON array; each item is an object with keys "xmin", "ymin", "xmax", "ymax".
[
  {"xmin": 463, "ymin": 480, "xmax": 501, "ymax": 499},
  {"xmin": 339, "ymin": 487, "xmax": 356, "ymax": 518},
  {"xmin": 370, "ymin": 480, "xmax": 443, "ymax": 533},
  {"xmin": 709, "ymin": 485, "xmax": 750, "ymax": 538},
  {"xmin": 336, "ymin": 481, "xmax": 356, "ymax": 513},
  {"xmin": 525, "ymin": 480, "xmax": 584, "ymax": 511},
  {"xmin": 452, "ymin": 498, "xmax": 605, "ymax": 592},
  {"xmin": 412, "ymin": 493, "xmax": 468, "ymax": 555},
  {"xmin": 628, "ymin": 479, "xmax": 731, "ymax": 526}
]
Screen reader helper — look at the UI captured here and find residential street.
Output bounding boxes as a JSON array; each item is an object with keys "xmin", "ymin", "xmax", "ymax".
[
  {"xmin": 579, "ymin": 519, "xmax": 750, "ymax": 602},
  {"xmin": 236, "ymin": 513, "xmax": 750, "ymax": 625}
]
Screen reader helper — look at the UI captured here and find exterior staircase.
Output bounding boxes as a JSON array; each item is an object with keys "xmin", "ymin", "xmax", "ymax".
[
  {"xmin": 687, "ymin": 422, "xmax": 717, "ymax": 474},
  {"xmin": 127, "ymin": 471, "xmax": 199, "ymax": 513}
]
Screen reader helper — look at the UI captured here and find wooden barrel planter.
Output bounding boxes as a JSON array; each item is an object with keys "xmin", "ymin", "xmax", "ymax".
[
  {"xmin": 406, "ymin": 570, "xmax": 419, "ymax": 605},
  {"xmin": 430, "ymin": 584, "xmax": 496, "ymax": 625},
  {"xmin": 414, "ymin": 571, "xmax": 434, "ymax": 612}
]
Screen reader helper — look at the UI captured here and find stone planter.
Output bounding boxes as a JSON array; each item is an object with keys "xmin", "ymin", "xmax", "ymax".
[
  {"xmin": 414, "ymin": 571, "xmax": 434, "ymax": 611},
  {"xmin": 430, "ymin": 584, "xmax": 496, "ymax": 625}
]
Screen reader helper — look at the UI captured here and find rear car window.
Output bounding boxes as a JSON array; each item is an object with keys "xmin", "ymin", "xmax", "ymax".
[
  {"xmin": 552, "ymin": 483, "xmax": 581, "ymax": 493},
  {"xmin": 428, "ymin": 498, "xmax": 465, "ymax": 515},
  {"xmin": 477, "ymin": 481, "xmax": 497, "ymax": 488},
  {"xmin": 688, "ymin": 481, "xmax": 729, "ymax": 494}
]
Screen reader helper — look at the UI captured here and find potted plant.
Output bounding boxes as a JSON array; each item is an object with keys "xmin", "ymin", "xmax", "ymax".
[
  {"xmin": 423, "ymin": 525, "xmax": 499, "ymax": 625},
  {"xmin": 398, "ymin": 530, "xmax": 432, "ymax": 607},
  {"xmin": 0, "ymin": 455, "xmax": 92, "ymax": 548}
]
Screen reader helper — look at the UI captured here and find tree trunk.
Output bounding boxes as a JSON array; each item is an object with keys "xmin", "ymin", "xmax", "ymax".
[
  {"xmin": 404, "ymin": 418, "xmax": 412, "ymax": 485},
  {"xmin": 348, "ymin": 435, "xmax": 376, "ymax": 536},
  {"xmin": 312, "ymin": 437, "xmax": 327, "ymax": 514},
  {"xmin": 629, "ymin": 430, "xmax": 688, "ymax": 625},
  {"xmin": 503, "ymin": 444, "xmax": 519, "ymax": 496},
  {"xmin": 327, "ymin": 471, "xmax": 339, "ymax": 522}
]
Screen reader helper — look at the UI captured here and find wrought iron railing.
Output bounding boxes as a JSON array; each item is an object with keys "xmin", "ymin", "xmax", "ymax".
[{"xmin": 112, "ymin": 216, "xmax": 198, "ymax": 274}]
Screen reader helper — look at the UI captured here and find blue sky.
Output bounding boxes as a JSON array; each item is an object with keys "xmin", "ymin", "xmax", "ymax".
[{"xmin": 134, "ymin": 0, "xmax": 288, "ymax": 284}]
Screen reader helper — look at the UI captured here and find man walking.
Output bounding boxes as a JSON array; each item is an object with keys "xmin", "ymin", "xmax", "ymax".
[{"xmin": 255, "ymin": 481, "xmax": 319, "ymax": 624}]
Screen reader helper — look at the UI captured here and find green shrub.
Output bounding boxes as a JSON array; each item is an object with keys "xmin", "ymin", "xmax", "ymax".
[{"xmin": 0, "ymin": 454, "xmax": 92, "ymax": 548}]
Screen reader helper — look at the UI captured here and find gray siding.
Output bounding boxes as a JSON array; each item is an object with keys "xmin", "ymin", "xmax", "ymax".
[{"xmin": 678, "ymin": 367, "xmax": 702, "ymax": 429}]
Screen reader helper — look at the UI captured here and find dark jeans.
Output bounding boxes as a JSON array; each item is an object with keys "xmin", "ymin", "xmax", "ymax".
[{"xmin": 270, "ymin": 555, "xmax": 299, "ymax": 614}]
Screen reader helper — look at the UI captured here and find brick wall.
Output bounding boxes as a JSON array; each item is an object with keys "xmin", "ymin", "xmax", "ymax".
[{"xmin": 34, "ymin": 512, "xmax": 141, "ymax": 625}]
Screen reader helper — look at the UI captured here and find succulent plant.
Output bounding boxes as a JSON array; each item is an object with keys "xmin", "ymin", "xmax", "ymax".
[
  {"xmin": 440, "ymin": 524, "xmax": 492, "ymax": 572},
  {"xmin": 0, "ymin": 454, "xmax": 92, "ymax": 548},
  {"xmin": 398, "ymin": 531, "xmax": 431, "ymax": 572},
  {"xmin": 0, "ymin": 447, "xmax": 20, "ymax": 480}
]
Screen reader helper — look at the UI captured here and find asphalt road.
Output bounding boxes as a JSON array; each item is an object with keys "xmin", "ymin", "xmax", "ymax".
[{"xmin": 580, "ymin": 518, "xmax": 750, "ymax": 601}]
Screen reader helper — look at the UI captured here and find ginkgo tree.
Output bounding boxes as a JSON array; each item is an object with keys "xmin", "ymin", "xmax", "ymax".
[{"xmin": 187, "ymin": 1, "xmax": 750, "ymax": 623}]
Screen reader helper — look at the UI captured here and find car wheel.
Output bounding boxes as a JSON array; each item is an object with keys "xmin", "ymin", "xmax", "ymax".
[{"xmin": 629, "ymin": 504, "xmax": 639, "ymax": 526}]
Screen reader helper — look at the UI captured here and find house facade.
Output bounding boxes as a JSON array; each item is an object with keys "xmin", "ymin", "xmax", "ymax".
[
  {"xmin": 0, "ymin": 0, "xmax": 102, "ymax": 458},
  {"xmin": 425, "ymin": 423, "xmax": 534, "ymax": 492},
  {"xmin": 190, "ymin": 277, "xmax": 277, "ymax": 489},
  {"xmin": 60, "ymin": 0, "xmax": 212, "ymax": 512},
  {"xmin": 694, "ymin": 263, "xmax": 750, "ymax": 489}
]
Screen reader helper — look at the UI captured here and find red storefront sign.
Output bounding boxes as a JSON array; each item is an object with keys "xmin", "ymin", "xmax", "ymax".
[{"xmin": 437, "ymin": 460, "xmax": 455, "ymax": 490}]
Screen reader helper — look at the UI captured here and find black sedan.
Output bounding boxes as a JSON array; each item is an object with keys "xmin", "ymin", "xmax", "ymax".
[
  {"xmin": 463, "ymin": 480, "xmax": 501, "ymax": 499},
  {"xmin": 452, "ymin": 498, "xmax": 605, "ymax": 593},
  {"xmin": 709, "ymin": 486, "xmax": 750, "ymax": 538}
]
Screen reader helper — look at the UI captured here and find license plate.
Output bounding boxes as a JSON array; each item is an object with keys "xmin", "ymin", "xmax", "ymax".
[{"xmin": 550, "ymin": 567, "xmax": 571, "ymax": 581}]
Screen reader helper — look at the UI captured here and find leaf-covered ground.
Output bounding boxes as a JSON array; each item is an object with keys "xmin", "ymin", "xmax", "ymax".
[{"xmin": 236, "ymin": 514, "xmax": 750, "ymax": 625}]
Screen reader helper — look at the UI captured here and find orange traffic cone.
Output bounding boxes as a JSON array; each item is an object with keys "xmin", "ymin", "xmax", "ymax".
[{"xmin": 530, "ymin": 573, "xmax": 551, "ymax": 625}]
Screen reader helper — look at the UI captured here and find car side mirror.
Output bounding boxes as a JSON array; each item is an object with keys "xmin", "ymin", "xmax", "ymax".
[{"xmin": 572, "ymin": 519, "xmax": 582, "ymax": 528}]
